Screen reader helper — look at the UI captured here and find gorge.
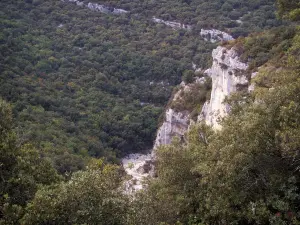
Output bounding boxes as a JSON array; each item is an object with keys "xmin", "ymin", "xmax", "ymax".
[
  {"xmin": 122, "ymin": 42, "xmax": 251, "ymax": 192},
  {"xmin": 2, "ymin": 0, "xmax": 300, "ymax": 223}
]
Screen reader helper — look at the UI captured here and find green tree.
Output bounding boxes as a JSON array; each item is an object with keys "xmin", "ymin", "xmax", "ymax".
[
  {"xmin": 22, "ymin": 159, "xmax": 128, "ymax": 225},
  {"xmin": 277, "ymin": 0, "xmax": 300, "ymax": 21},
  {"xmin": 0, "ymin": 99, "xmax": 61, "ymax": 224},
  {"xmin": 182, "ymin": 70, "xmax": 195, "ymax": 84},
  {"xmin": 0, "ymin": 99, "xmax": 19, "ymax": 223}
]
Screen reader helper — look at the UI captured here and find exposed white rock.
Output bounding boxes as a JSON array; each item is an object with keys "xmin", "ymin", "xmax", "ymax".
[
  {"xmin": 153, "ymin": 70, "xmax": 210, "ymax": 151},
  {"xmin": 87, "ymin": 3, "xmax": 128, "ymax": 14},
  {"xmin": 153, "ymin": 17, "xmax": 192, "ymax": 30},
  {"xmin": 61, "ymin": 0, "xmax": 83, "ymax": 6},
  {"xmin": 123, "ymin": 46, "xmax": 250, "ymax": 193},
  {"xmin": 113, "ymin": 8, "xmax": 128, "ymax": 14},
  {"xmin": 200, "ymin": 29, "xmax": 234, "ymax": 43},
  {"xmin": 153, "ymin": 108, "xmax": 190, "ymax": 150},
  {"xmin": 198, "ymin": 46, "xmax": 248, "ymax": 129},
  {"xmin": 192, "ymin": 62, "xmax": 203, "ymax": 73},
  {"xmin": 61, "ymin": 0, "xmax": 128, "ymax": 14},
  {"xmin": 122, "ymin": 153, "xmax": 154, "ymax": 194},
  {"xmin": 123, "ymin": 82, "xmax": 191, "ymax": 193},
  {"xmin": 192, "ymin": 62, "xmax": 197, "ymax": 70}
]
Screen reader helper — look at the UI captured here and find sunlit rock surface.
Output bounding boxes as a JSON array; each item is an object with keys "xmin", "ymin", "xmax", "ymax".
[
  {"xmin": 122, "ymin": 153, "xmax": 154, "ymax": 194},
  {"xmin": 153, "ymin": 108, "xmax": 190, "ymax": 150},
  {"xmin": 121, "ymin": 46, "xmax": 249, "ymax": 193},
  {"xmin": 122, "ymin": 46, "xmax": 250, "ymax": 193},
  {"xmin": 153, "ymin": 17, "xmax": 192, "ymax": 30},
  {"xmin": 200, "ymin": 29, "xmax": 234, "ymax": 43},
  {"xmin": 198, "ymin": 46, "xmax": 248, "ymax": 129},
  {"xmin": 61, "ymin": 0, "xmax": 128, "ymax": 14}
]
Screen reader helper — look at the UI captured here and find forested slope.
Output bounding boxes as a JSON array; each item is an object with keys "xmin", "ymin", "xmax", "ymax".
[
  {"xmin": 1, "ymin": 0, "xmax": 299, "ymax": 224},
  {"xmin": 0, "ymin": 0, "xmax": 282, "ymax": 165},
  {"xmin": 131, "ymin": 4, "xmax": 300, "ymax": 224}
]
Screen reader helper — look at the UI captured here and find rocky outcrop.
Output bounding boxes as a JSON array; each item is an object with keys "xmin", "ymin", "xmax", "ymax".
[
  {"xmin": 61, "ymin": 0, "xmax": 128, "ymax": 14},
  {"xmin": 87, "ymin": 3, "xmax": 128, "ymax": 14},
  {"xmin": 153, "ymin": 45, "xmax": 249, "ymax": 147},
  {"xmin": 153, "ymin": 17, "xmax": 192, "ymax": 30},
  {"xmin": 153, "ymin": 44, "xmax": 249, "ymax": 149},
  {"xmin": 198, "ymin": 46, "xmax": 248, "ymax": 129},
  {"xmin": 200, "ymin": 29, "xmax": 234, "ymax": 43},
  {"xmin": 122, "ymin": 153, "xmax": 154, "ymax": 194},
  {"xmin": 153, "ymin": 108, "xmax": 190, "ymax": 150},
  {"xmin": 122, "ymin": 46, "xmax": 249, "ymax": 193}
]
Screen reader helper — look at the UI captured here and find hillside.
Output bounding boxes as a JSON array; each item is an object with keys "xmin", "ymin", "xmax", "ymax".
[
  {"xmin": 1, "ymin": 0, "xmax": 300, "ymax": 224},
  {"xmin": 0, "ymin": 0, "xmax": 283, "ymax": 164},
  {"xmin": 135, "ymin": 25, "xmax": 300, "ymax": 224}
]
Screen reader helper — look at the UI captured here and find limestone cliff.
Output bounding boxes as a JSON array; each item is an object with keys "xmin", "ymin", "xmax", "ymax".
[
  {"xmin": 154, "ymin": 46, "xmax": 249, "ymax": 150},
  {"xmin": 61, "ymin": 0, "xmax": 128, "ymax": 14},
  {"xmin": 200, "ymin": 29, "xmax": 234, "ymax": 43},
  {"xmin": 198, "ymin": 46, "xmax": 248, "ymax": 129},
  {"xmin": 153, "ymin": 108, "xmax": 190, "ymax": 150},
  {"xmin": 122, "ymin": 45, "xmax": 250, "ymax": 193},
  {"xmin": 153, "ymin": 77, "xmax": 207, "ymax": 150},
  {"xmin": 152, "ymin": 17, "xmax": 192, "ymax": 30}
]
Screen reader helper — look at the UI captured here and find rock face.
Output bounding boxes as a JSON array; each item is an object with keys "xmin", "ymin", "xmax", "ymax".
[
  {"xmin": 153, "ymin": 17, "xmax": 192, "ymax": 30},
  {"xmin": 153, "ymin": 108, "xmax": 190, "ymax": 150},
  {"xmin": 61, "ymin": 0, "xmax": 128, "ymax": 14},
  {"xmin": 198, "ymin": 46, "xmax": 248, "ymax": 129},
  {"xmin": 154, "ymin": 46, "xmax": 249, "ymax": 149},
  {"xmin": 200, "ymin": 29, "xmax": 234, "ymax": 43},
  {"xmin": 87, "ymin": 3, "xmax": 128, "ymax": 14},
  {"xmin": 122, "ymin": 46, "xmax": 249, "ymax": 193}
]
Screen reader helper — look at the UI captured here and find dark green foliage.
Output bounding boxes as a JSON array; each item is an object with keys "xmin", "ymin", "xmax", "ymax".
[
  {"xmin": 0, "ymin": 0, "xmax": 284, "ymax": 162},
  {"xmin": 101, "ymin": 0, "xmax": 282, "ymax": 37},
  {"xmin": 22, "ymin": 160, "xmax": 128, "ymax": 225},
  {"xmin": 0, "ymin": 99, "xmax": 18, "ymax": 192},
  {"xmin": 182, "ymin": 70, "xmax": 195, "ymax": 84},
  {"xmin": 1, "ymin": 0, "xmax": 298, "ymax": 224},
  {"xmin": 238, "ymin": 26, "xmax": 296, "ymax": 70},
  {"xmin": 0, "ymin": 99, "xmax": 61, "ymax": 224},
  {"xmin": 171, "ymin": 77, "xmax": 212, "ymax": 115}
]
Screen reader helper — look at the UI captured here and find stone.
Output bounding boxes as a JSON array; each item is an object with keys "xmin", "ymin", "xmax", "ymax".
[
  {"xmin": 62, "ymin": 0, "xmax": 128, "ymax": 14},
  {"xmin": 198, "ymin": 46, "xmax": 248, "ymax": 129},
  {"xmin": 123, "ymin": 45, "xmax": 250, "ymax": 193},
  {"xmin": 153, "ymin": 108, "xmax": 190, "ymax": 150},
  {"xmin": 200, "ymin": 29, "xmax": 234, "ymax": 43},
  {"xmin": 152, "ymin": 17, "xmax": 192, "ymax": 30}
]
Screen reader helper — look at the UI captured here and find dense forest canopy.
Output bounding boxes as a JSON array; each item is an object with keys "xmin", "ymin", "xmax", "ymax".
[
  {"xmin": 1, "ymin": 0, "xmax": 300, "ymax": 224},
  {"xmin": 0, "ymin": 0, "xmax": 283, "ymax": 166}
]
